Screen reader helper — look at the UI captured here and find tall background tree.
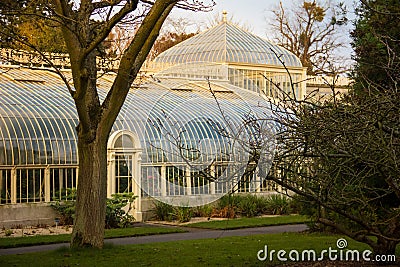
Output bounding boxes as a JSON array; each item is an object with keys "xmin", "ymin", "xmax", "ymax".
[
  {"xmin": 269, "ymin": 0, "xmax": 348, "ymax": 75},
  {"xmin": 16, "ymin": 17, "xmax": 68, "ymax": 52},
  {"xmin": 102, "ymin": 17, "xmax": 198, "ymax": 62},
  {"xmin": 0, "ymin": 0, "xmax": 214, "ymax": 248},
  {"xmin": 351, "ymin": 0, "xmax": 400, "ymax": 93},
  {"xmin": 148, "ymin": 17, "xmax": 198, "ymax": 61}
]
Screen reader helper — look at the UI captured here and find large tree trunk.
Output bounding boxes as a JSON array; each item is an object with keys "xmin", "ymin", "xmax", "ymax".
[
  {"xmin": 54, "ymin": 0, "xmax": 180, "ymax": 249},
  {"xmin": 71, "ymin": 133, "xmax": 108, "ymax": 248}
]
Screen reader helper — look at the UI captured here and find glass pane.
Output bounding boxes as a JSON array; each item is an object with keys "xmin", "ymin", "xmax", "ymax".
[
  {"xmin": 114, "ymin": 134, "xmax": 134, "ymax": 149},
  {"xmin": 0, "ymin": 170, "xmax": 11, "ymax": 204}
]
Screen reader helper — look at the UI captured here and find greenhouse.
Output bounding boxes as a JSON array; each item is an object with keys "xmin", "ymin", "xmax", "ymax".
[
  {"xmin": 0, "ymin": 16, "xmax": 306, "ymax": 224},
  {"xmin": 150, "ymin": 14, "xmax": 306, "ymax": 99}
]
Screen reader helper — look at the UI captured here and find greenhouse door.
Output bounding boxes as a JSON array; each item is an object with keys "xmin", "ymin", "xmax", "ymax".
[
  {"xmin": 114, "ymin": 153, "xmax": 134, "ymax": 194},
  {"xmin": 107, "ymin": 130, "xmax": 143, "ymax": 220}
]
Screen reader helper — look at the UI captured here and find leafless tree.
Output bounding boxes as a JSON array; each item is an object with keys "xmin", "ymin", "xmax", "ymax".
[
  {"xmin": 268, "ymin": 0, "xmax": 349, "ymax": 75},
  {"xmin": 220, "ymin": 48, "xmax": 399, "ymax": 255},
  {"xmin": 266, "ymin": 82, "xmax": 399, "ymax": 256}
]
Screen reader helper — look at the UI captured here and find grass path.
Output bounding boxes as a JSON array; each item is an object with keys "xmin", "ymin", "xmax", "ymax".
[{"xmin": 184, "ymin": 214, "xmax": 310, "ymax": 229}]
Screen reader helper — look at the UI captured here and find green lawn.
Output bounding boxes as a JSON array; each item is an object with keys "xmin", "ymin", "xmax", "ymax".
[
  {"xmin": 0, "ymin": 226, "xmax": 186, "ymax": 249},
  {"xmin": 2, "ymin": 232, "xmax": 396, "ymax": 267},
  {"xmin": 0, "ymin": 215, "xmax": 308, "ymax": 248},
  {"xmin": 184, "ymin": 215, "xmax": 310, "ymax": 229}
]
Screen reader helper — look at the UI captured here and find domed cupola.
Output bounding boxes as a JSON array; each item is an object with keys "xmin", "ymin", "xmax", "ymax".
[{"xmin": 153, "ymin": 12, "xmax": 302, "ymax": 68}]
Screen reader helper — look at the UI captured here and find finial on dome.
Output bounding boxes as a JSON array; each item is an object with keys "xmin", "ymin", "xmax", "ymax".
[{"xmin": 222, "ymin": 10, "xmax": 228, "ymax": 23}]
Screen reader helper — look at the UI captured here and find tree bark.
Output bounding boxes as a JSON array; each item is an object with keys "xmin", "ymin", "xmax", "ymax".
[{"xmin": 71, "ymin": 132, "xmax": 108, "ymax": 248}]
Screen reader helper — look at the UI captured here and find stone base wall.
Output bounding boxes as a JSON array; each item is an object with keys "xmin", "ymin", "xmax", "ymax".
[{"xmin": 0, "ymin": 203, "xmax": 59, "ymax": 228}]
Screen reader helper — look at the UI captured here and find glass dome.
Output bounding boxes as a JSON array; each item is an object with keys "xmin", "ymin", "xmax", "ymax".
[{"xmin": 153, "ymin": 21, "xmax": 302, "ymax": 68}]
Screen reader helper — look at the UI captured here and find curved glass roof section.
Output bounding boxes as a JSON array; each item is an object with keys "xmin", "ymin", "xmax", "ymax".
[
  {"xmin": 0, "ymin": 68, "xmax": 275, "ymax": 166},
  {"xmin": 153, "ymin": 21, "xmax": 302, "ymax": 68}
]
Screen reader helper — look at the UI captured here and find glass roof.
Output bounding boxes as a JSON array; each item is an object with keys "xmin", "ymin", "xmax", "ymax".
[
  {"xmin": 0, "ymin": 68, "xmax": 276, "ymax": 166},
  {"xmin": 153, "ymin": 21, "xmax": 302, "ymax": 68}
]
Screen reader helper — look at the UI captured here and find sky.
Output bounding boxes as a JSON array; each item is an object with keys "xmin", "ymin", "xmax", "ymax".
[
  {"xmin": 170, "ymin": 0, "xmax": 357, "ymax": 39},
  {"xmin": 170, "ymin": 0, "xmax": 357, "ymax": 68},
  {"xmin": 171, "ymin": 0, "xmax": 285, "ymax": 37}
]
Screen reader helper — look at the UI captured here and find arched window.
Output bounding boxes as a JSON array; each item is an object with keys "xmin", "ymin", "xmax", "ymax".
[{"xmin": 113, "ymin": 134, "xmax": 134, "ymax": 149}]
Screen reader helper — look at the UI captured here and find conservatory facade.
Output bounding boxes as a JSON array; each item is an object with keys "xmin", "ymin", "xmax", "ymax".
[{"xmin": 0, "ymin": 18, "xmax": 306, "ymax": 223}]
